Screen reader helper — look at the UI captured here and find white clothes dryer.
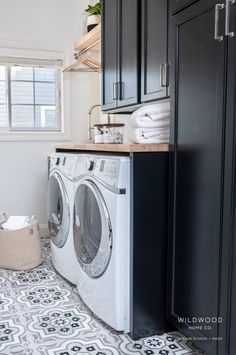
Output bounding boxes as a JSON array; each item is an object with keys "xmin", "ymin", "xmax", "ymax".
[
  {"xmin": 74, "ymin": 154, "xmax": 131, "ymax": 332},
  {"xmin": 48, "ymin": 153, "xmax": 78, "ymax": 284}
]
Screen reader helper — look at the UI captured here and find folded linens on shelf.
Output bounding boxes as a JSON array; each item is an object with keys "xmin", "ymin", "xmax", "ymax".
[
  {"xmin": 128, "ymin": 101, "xmax": 170, "ymax": 144},
  {"xmin": 131, "ymin": 102, "xmax": 170, "ymax": 118},
  {"xmin": 130, "ymin": 113, "xmax": 170, "ymax": 128},
  {"xmin": 128, "ymin": 127, "xmax": 170, "ymax": 144}
]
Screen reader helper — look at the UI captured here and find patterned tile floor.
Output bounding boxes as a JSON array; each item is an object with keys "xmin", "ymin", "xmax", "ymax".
[{"xmin": 0, "ymin": 238, "xmax": 206, "ymax": 355}]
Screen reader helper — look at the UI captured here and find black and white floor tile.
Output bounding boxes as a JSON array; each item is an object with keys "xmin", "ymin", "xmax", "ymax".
[{"xmin": 0, "ymin": 237, "xmax": 206, "ymax": 355}]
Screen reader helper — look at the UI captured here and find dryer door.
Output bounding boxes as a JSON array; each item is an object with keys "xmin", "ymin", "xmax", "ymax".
[
  {"xmin": 48, "ymin": 172, "xmax": 70, "ymax": 247},
  {"xmin": 73, "ymin": 180, "xmax": 113, "ymax": 278}
]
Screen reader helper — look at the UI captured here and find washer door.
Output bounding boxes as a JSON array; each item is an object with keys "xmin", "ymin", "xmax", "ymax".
[
  {"xmin": 48, "ymin": 172, "xmax": 70, "ymax": 247},
  {"xmin": 73, "ymin": 180, "xmax": 113, "ymax": 278}
]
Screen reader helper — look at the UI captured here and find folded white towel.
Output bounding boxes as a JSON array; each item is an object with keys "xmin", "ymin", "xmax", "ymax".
[
  {"xmin": 132, "ymin": 127, "xmax": 169, "ymax": 139},
  {"xmin": 2, "ymin": 216, "xmax": 30, "ymax": 230},
  {"xmin": 129, "ymin": 127, "xmax": 169, "ymax": 144},
  {"xmin": 130, "ymin": 113, "xmax": 170, "ymax": 128},
  {"xmin": 132, "ymin": 101, "xmax": 170, "ymax": 119},
  {"xmin": 129, "ymin": 135, "xmax": 169, "ymax": 144}
]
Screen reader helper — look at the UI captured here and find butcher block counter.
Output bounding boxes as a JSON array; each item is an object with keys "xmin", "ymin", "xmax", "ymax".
[{"xmin": 53, "ymin": 143, "xmax": 170, "ymax": 153}]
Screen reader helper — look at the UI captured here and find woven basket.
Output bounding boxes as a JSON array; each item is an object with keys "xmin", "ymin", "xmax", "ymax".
[{"xmin": 0, "ymin": 215, "xmax": 42, "ymax": 270}]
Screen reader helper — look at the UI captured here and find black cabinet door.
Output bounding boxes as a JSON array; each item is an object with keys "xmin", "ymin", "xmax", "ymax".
[
  {"xmin": 141, "ymin": 0, "xmax": 168, "ymax": 102},
  {"xmin": 118, "ymin": 0, "xmax": 139, "ymax": 108},
  {"xmin": 101, "ymin": 0, "xmax": 118, "ymax": 110},
  {"xmin": 227, "ymin": 8, "xmax": 236, "ymax": 351},
  {"xmin": 170, "ymin": 0, "xmax": 200, "ymax": 14},
  {"xmin": 229, "ymin": 231, "xmax": 236, "ymax": 354},
  {"xmin": 228, "ymin": 226, "xmax": 236, "ymax": 354},
  {"xmin": 219, "ymin": 3, "xmax": 236, "ymax": 354},
  {"xmin": 168, "ymin": 1, "xmax": 226, "ymax": 354}
]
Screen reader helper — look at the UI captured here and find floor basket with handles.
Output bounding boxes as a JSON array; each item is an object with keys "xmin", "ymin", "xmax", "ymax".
[{"xmin": 0, "ymin": 215, "xmax": 42, "ymax": 270}]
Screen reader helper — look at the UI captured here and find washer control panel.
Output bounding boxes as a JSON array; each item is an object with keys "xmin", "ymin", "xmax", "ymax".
[{"xmin": 50, "ymin": 153, "xmax": 76, "ymax": 177}]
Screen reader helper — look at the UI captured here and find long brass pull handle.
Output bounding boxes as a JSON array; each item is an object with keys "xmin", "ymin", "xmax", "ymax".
[
  {"xmin": 225, "ymin": 0, "xmax": 235, "ymax": 37},
  {"xmin": 215, "ymin": 3, "xmax": 225, "ymax": 41}
]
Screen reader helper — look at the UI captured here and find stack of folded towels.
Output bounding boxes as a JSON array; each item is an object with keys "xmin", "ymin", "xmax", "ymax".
[{"xmin": 128, "ymin": 101, "xmax": 170, "ymax": 144}]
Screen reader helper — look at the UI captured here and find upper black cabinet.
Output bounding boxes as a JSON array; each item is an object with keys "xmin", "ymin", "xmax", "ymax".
[
  {"xmin": 101, "ymin": 0, "xmax": 118, "ymax": 111},
  {"xmin": 118, "ymin": 0, "xmax": 139, "ymax": 107},
  {"xmin": 141, "ymin": 0, "xmax": 168, "ymax": 102},
  {"xmin": 101, "ymin": 0, "xmax": 139, "ymax": 111},
  {"xmin": 101, "ymin": 0, "xmax": 169, "ymax": 112}
]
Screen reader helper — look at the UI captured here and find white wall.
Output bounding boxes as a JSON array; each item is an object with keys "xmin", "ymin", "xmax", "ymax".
[{"xmin": 0, "ymin": 0, "xmax": 100, "ymax": 227}]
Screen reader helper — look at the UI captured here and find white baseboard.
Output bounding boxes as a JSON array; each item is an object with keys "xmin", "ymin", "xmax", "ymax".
[{"xmin": 39, "ymin": 224, "xmax": 49, "ymax": 238}]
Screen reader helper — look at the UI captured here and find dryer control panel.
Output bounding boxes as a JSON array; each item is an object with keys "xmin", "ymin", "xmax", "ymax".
[
  {"xmin": 76, "ymin": 154, "xmax": 130, "ymax": 189},
  {"xmin": 94, "ymin": 158, "xmax": 120, "ymax": 187}
]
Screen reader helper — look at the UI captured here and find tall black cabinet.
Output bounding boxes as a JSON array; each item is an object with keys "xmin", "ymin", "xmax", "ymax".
[
  {"xmin": 170, "ymin": 0, "xmax": 199, "ymax": 14},
  {"xmin": 168, "ymin": 0, "xmax": 236, "ymax": 354},
  {"xmin": 219, "ymin": 3, "xmax": 236, "ymax": 354}
]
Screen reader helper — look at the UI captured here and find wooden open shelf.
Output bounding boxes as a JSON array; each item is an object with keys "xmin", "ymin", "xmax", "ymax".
[
  {"xmin": 74, "ymin": 23, "xmax": 101, "ymax": 52},
  {"xmin": 63, "ymin": 24, "xmax": 101, "ymax": 73}
]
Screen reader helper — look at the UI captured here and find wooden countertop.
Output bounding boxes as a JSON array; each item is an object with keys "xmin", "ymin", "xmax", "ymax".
[{"xmin": 53, "ymin": 143, "xmax": 170, "ymax": 153}]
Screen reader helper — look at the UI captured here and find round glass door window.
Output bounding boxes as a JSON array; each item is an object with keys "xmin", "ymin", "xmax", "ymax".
[
  {"xmin": 48, "ymin": 173, "xmax": 70, "ymax": 247},
  {"xmin": 73, "ymin": 180, "xmax": 113, "ymax": 278}
]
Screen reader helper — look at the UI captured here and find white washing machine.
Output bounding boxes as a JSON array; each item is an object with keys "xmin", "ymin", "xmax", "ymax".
[
  {"xmin": 47, "ymin": 153, "xmax": 79, "ymax": 284},
  {"xmin": 73, "ymin": 154, "xmax": 131, "ymax": 332}
]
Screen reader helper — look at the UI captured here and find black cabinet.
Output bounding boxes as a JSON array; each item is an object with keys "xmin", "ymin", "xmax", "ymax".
[
  {"xmin": 118, "ymin": 0, "xmax": 139, "ymax": 107},
  {"xmin": 226, "ymin": 230, "xmax": 236, "ymax": 355},
  {"xmin": 227, "ymin": 7, "xmax": 236, "ymax": 348},
  {"xmin": 101, "ymin": 0, "xmax": 139, "ymax": 110},
  {"xmin": 170, "ymin": 0, "xmax": 199, "ymax": 14},
  {"xmin": 229, "ymin": 233, "xmax": 236, "ymax": 354},
  {"xmin": 131, "ymin": 152, "xmax": 173, "ymax": 339},
  {"xmin": 101, "ymin": 0, "xmax": 118, "ymax": 111},
  {"xmin": 141, "ymin": 0, "xmax": 168, "ymax": 102},
  {"xmin": 168, "ymin": 0, "xmax": 236, "ymax": 354},
  {"xmin": 101, "ymin": 0, "xmax": 169, "ymax": 112},
  {"xmin": 219, "ymin": 3, "xmax": 236, "ymax": 354}
]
